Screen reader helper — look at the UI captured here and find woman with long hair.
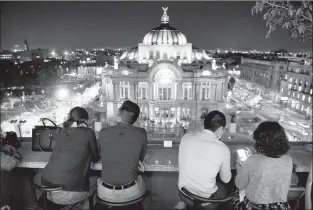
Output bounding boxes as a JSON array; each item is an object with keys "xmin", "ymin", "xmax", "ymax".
[
  {"xmin": 233, "ymin": 121, "xmax": 292, "ymax": 210},
  {"xmin": 40, "ymin": 107, "xmax": 100, "ymax": 206}
]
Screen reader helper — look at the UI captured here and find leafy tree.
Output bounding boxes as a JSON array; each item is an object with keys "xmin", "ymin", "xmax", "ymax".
[{"xmin": 252, "ymin": 0, "xmax": 312, "ymax": 42}]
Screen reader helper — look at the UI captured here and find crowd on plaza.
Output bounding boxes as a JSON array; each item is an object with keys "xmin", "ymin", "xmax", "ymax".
[{"xmin": 0, "ymin": 100, "xmax": 312, "ymax": 210}]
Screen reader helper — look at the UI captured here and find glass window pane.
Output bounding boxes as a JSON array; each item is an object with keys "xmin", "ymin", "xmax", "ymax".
[{"xmin": 168, "ymin": 88, "xmax": 171, "ymax": 100}]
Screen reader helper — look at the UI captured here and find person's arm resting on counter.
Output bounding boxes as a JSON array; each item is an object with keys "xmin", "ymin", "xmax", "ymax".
[
  {"xmin": 219, "ymin": 147, "xmax": 232, "ymax": 183},
  {"xmin": 89, "ymin": 129, "xmax": 100, "ymax": 163},
  {"xmin": 139, "ymin": 128, "xmax": 148, "ymax": 162}
]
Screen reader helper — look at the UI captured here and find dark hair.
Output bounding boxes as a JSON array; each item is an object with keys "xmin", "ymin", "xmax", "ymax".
[
  {"xmin": 119, "ymin": 104, "xmax": 139, "ymax": 124},
  {"xmin": 1, "ymin": 131, "xmax": 21, "ymax": 149},
  {"xmin": 63, "ymin": 107, "xmax": 89, "ymax": 128},
  {"xmin": 253, "ymin": 121, "xmax": 290, "ymax": 158},
  {"xmin": 204, "ymin": 110, "xmax": 226, "ymax": 132}
]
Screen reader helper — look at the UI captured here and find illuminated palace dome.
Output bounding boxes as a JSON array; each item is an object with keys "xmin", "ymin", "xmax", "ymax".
[
  {"xmin": 119, "ymin": 7, "xmax": 212, "ymax": 64},
  {"xmin": 143, "ymin": 25, "xmax": 187, "ymax": 45},
  {"xmin": 143, "ymin": 7, "xmax": 187, "ymax": 45}
]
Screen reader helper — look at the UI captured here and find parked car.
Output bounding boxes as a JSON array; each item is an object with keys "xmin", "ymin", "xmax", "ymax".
[{"xmin": 288, "ymin": 121, "xmax": 297, "ymax": 126}]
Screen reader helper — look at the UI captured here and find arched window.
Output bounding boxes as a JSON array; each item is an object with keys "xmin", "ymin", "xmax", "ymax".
[{"xmin": 156, "ymin": 51, "xmax": 160, "ymax": 59}]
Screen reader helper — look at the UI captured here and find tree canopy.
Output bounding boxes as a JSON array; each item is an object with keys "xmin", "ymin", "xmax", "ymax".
[{"xmin": 252, "ymin": 0, "xmax": 312, "ymax": 42}]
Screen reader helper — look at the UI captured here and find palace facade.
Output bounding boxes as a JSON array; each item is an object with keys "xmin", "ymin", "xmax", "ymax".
[{"xmin": 100, "ymin": 7, "xmax": 228, "ymax": 121}]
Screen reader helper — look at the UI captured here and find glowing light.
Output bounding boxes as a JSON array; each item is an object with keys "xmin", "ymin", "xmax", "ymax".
[
  {"xmin": 56, "ymin": 88, "xmax": 69, "ymax": 99},
  {"xmin": 202, "ymin": 70, "xmax": 211, "ymax": 76},
  {"xmin": 64, "ymin": 51, "xmax": 69, "ymax": 56},
  {"xmin": 121, "ymin": 70, "xmax": 129, "ymax": 75}
]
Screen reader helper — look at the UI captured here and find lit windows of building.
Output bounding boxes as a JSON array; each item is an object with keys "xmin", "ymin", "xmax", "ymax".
[
  {"xmin": 288, "ymin": 91, "xmax": 291, "ymax": 96},
  {"xmin": 182, "ymin": 82, "xmax": 192, "ymax": 100},
  {"xmin": 284, "ymin": 74, "xmax": 288, "ymax": 81},
  {"xmin": 138, "ymin": 82, "xmax": 148, "ymax": 99},
  {"xmin": 201, "ymin": 83, "xmax": 210, "ymax": 100},
  {"xmin": 288, "ymin": 84, "xmax": 292, "ymax": 89},
  {"xmin": 302, "ymin": 95, "xmax": 306, "ymax": 101},
  {"xmin": 289, "ymin": 78, "xmax": 293, "ymax": 83},
  {"xmin": 158, "ymin": 88, "xmax": 171, "ymax": 100},
  {"xmin": 309, "ymin": 97, "xmax": 311, "ymax": 103},
  {"xmin": 297, "ymin": 93, "xmax": 300, "ymax": 99},
  {"xmin": 120, "ymin": 81, "xmax": 130, "ymax": 99}
]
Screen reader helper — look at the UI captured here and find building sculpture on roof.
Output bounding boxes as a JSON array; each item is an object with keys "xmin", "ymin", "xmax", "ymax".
[{"xmin": 101, "ymin": 7, "xmax": 228, "ymax": 121}]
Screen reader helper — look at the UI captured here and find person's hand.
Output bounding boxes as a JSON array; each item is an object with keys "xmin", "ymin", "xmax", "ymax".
[{"xmin": 138, "ymin": 161, "xmax": 145, "ymax": 172}]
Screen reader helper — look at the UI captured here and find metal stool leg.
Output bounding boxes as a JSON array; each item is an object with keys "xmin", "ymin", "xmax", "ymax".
[
  {"xmin": 88, "ymin": 195, "xmax": 94, "ymax": 210},
  {"xmin": 42, "ymin": 191, "xmax": 48, "ymax": 210}
]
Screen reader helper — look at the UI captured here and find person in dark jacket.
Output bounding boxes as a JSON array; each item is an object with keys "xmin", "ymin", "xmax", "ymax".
[{"xmin": 41, "ymin": 107, "xmax": 100, "ymax": 205}]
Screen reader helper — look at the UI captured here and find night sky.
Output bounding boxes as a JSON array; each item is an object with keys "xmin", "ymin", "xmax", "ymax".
[{"xmin": 1, "ymin": 1, "xmax": 311, "ymax": 52}]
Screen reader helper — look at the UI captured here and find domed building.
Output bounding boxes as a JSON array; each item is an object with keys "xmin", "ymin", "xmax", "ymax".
[{"xmin": 101, "ymin": 7, "xmax": 228, "ymax": 121}]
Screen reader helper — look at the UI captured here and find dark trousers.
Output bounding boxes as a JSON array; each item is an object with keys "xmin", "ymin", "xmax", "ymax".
[{"xmin": 179, "ymin": 180, "xmax": 227, "ymax": 210}]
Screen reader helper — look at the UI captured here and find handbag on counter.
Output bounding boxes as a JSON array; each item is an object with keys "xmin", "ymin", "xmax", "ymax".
[{"xmin": 32, "ymin": 118, "xmax": 61, "ymax": 152}]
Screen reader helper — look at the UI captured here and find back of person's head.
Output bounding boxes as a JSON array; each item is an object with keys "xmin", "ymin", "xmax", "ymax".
[
  {"xmin": 204, "ymin": 110, "xmax": 227, "ymax": 140},
  {"xmin": 63, "ymin": 107, "xmax": 89, "ymax": 128},
  {"xmin": 204, "ymin": 110, "xmax": 226, "ymax": 132},
  {"xmin": 118, "ymin": 100, "xmax": 140, "ymax": 125},
  {"xmin": 1, "ymin": 131, "xmax": 21, "ymax": 149},
  {"xmin": 253, "ymin": 121, "xmax": 289, "ymax": 158}
]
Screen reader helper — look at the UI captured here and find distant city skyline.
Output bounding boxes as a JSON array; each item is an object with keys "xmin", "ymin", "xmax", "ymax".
[{"xmin": 1, "ymin": 1, "xmax": 312, "ymax": 52}]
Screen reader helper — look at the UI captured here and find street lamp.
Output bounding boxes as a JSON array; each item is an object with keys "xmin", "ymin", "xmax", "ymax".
[{"xmin": 56, "ymin": 88, "xmax": 69, "ymax": 100}]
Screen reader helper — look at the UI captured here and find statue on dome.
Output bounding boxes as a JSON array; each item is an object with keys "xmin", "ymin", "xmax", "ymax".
[
  {"xmin": 162, "ymin": 7, "xmax": 168, "ymax": 14},
  {"xmin": 161, "ymin": 7, "xmax": 169, "ymax": 23}
]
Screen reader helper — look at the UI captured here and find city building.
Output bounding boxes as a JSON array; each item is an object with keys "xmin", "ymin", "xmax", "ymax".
[
  {"xmin": 239, "ymin": 57, "xmax": 312, "ymax": 117},
  {"xmin": 280, "ymin": 62, "xmax": 312, "ymax": 117},
  {"xmin": 0, "ymin": 50, "xmax": 13, "ymax": 60},
  {"xmin": 100, "ymin": 7, "xmax": 228, "ymax": 121},
  {"xmin": 77, "ymin": 66, "xmax": 102, "ymax": 77},
  {"xmin": 239, "ymin": 57, "xmax": 286, "ymax": 101},
  {"xmin": 19, "ymin": 48, "xmax": 49, "ymax": 63}
]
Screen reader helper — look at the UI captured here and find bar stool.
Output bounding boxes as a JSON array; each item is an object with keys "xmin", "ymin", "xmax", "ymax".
[
  {"xmin": 93, "ymin": 191, "xmax": 149, "ymax": 210},
  {"xmin": 179, "ymin": 187, "xmax": 235, "ymax": 210},
  {"xmin": 32, "ymin": 173, "xmax": 81, "ymax": 210}
]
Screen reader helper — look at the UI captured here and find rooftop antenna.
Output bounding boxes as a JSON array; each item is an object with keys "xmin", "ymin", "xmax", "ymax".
[{"xmin": 24, "ymin": 40, "xmax": 29, "ymax": 51}]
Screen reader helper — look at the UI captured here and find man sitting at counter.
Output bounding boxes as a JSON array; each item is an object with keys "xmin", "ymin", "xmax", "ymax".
[
  {"xmin": 97, "ymin": 100, "xmax": 147, "ymax": 203},
  {"xmin": 178, "ymin": 110, "xmax": 231, "ymax": 208}
]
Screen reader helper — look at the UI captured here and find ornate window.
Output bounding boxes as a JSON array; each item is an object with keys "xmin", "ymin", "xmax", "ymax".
[
  {"xmin": 138, "ymin": 82, "xmax": 148, "ymax": 99},
  {"xmin": 201, "ymin": 82, "xmax": 210, "ymax": 100},
  {"xmin": 182, "ymin": 82, "xmax": 192, "ymax": 100},
  {"xmin": 158, "ymin": 88, "xmax": 171, "ymax": 100},
  {"xmin": 120, "ymin": 81, "xmax": 130, "ymax": 99}
]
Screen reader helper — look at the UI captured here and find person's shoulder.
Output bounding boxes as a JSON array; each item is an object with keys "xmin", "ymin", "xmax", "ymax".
[
  {"xmin": 131, "ymin": 126, "xmax": 147, "ymax": 134},
  {"xmin": 280, "ymin": 154, "xmax": 293, "ymax": 164},
  {"xmin": 217, "ymin": 141, "xmax": 230, "ymax": 153},
  {"xmin": 100, "ymin": 125, "xmax": 117, "ymax": 133}
]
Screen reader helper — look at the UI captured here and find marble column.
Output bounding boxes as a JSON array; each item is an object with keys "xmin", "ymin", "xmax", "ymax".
[
  {"xmin": 129, "ymin": 81, "xmax": 135, "ymax": 100},
  {"xmin": 210, "ymin": 84, "xmax": 215, "ymax": 101},
  {"xmin": 196, "ymin": 83, "xmax": 201, "ymax": 100},
  {"xmin": 114, "ymin": 82, "xmax": 119, "ymax": 101},
  {"xmin": 193, "ymin": 82, "xmax": 197, "ymax": 100},
  {"xmin": 177, "ymin": 81, "xmax": 182, "ymax": 100},
  {"xmin": 149, "ymin": 82, "xmax": 153, "ymax": 100}
]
